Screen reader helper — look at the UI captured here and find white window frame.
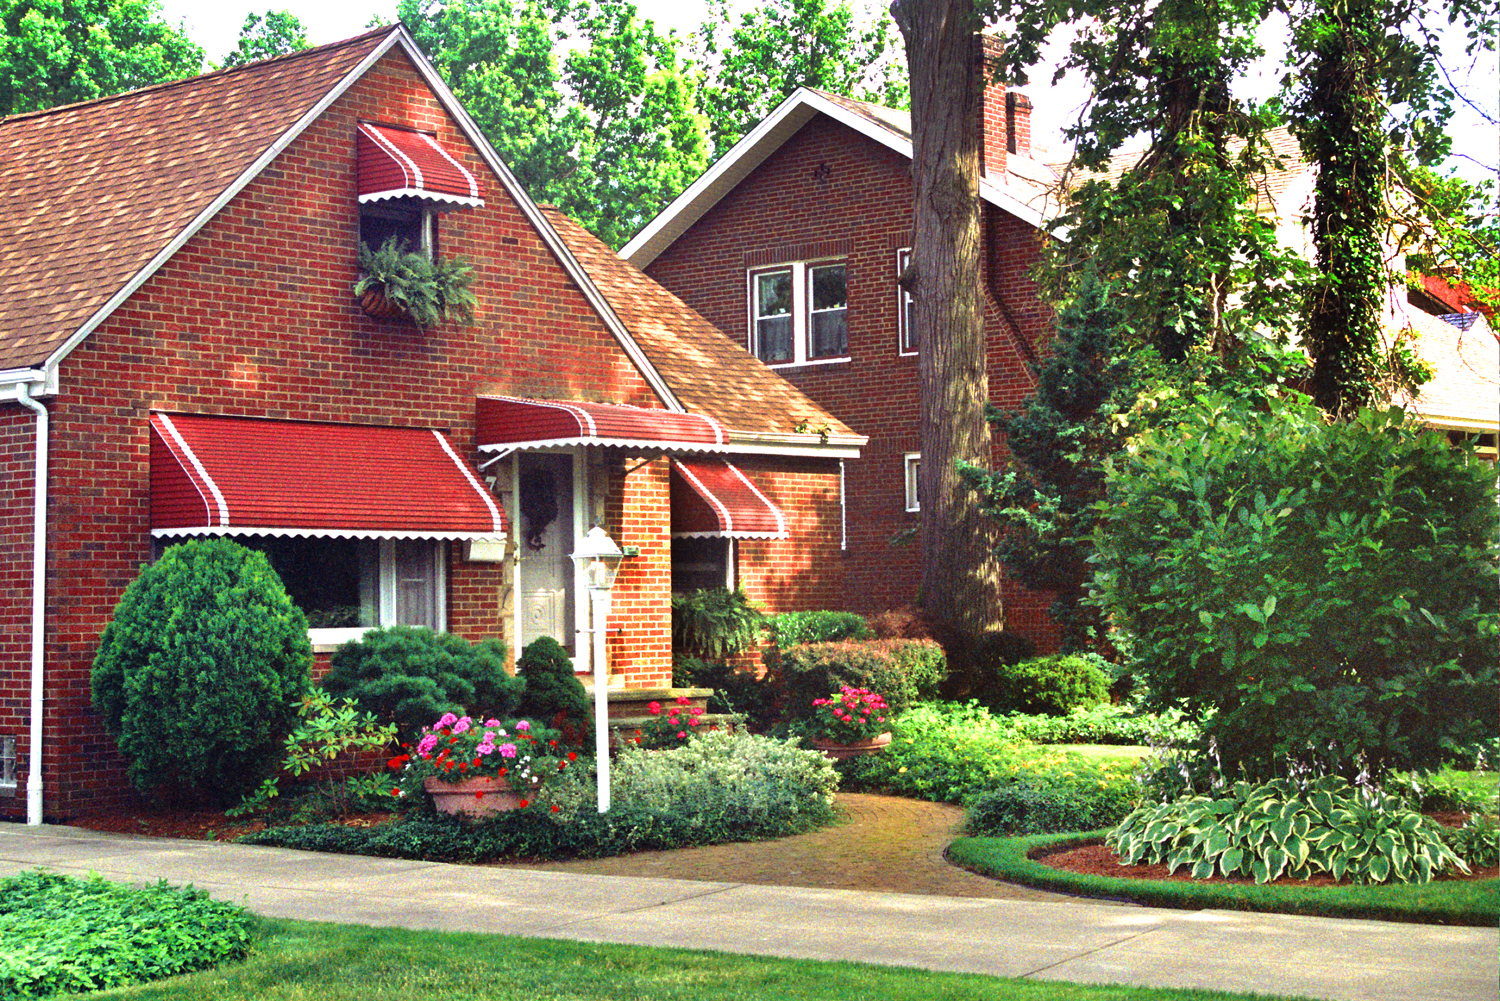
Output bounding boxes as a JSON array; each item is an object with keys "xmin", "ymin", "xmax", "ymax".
[
  {"xmin": 308, "ymin": 538, "xmax": 447, "ymax": 650},
  {"xmin": 746, "ymin": 258, "xmax": 850, "ymax": 367},
  {"xmin": 896, "ymin": 247, "xmax": 917, "ymax": 356},
  {"xmin": 904, "ymin": 453, "xmax": 921, "ymax": 512}
]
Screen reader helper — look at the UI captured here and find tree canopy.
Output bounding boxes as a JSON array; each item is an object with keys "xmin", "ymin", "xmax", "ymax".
[
  {"xmin": 399, "ymin": 0, "xmax": 709, "ymax": 249},
  {"xmin": 220, "ymin": 10, "xmax": 310, "ymax": 69},
  {"xmin": 0, "ymin": 0, "xmax": 203, "ymax": 116},
  {"xmin": 690, "ymin": 0, "xmax": 908, "ymax": 155}
]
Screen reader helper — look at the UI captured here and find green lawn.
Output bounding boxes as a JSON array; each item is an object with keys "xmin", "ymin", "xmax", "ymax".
[{"xmin": 95, "ymin": 918, "xmax": 1321, "ymax": 1001}]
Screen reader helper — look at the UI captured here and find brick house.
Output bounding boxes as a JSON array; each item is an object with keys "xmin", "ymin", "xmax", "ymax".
[
  {"xmin": 621, "ymin": 57, "xmax": 1065, "ymax": 649},
  {"xmin": 621, "ymin": 60, "xmax": 1500, "ymax": 645},
  {"xmin": 0, "ymin": 26, "xmax": 862, "ymax": 823}
]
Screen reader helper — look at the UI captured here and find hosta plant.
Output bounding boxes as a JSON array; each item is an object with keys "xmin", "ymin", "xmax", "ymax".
[{"xmin": 1108, "ymin": 775, "xmax": 1468, "ymax": 885}]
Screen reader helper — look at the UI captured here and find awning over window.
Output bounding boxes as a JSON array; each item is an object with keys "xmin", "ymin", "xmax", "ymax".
[
  {"xmin": 357, "ymin": 122, "xmax": 484, "ymax": 209},
  {"xmin": 149, "ymin": 413, "xmax": 506, "ymax": 539},
  {"xmin": 671, "ymin": 458, "xmax": 787, "ymax": 539},
  {"xmin": 476, "ymin": 396, "xmax": 729, "ymax": 453}
]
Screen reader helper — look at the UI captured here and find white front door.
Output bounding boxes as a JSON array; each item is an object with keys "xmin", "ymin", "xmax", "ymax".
[{"xmin": 517, "ymin": 452, "xmax": 575, "ymax": 650}]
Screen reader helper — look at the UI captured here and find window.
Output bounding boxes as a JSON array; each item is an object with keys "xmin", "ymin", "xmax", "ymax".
[
  {"xmin": 671, "ymin": 537, "xmax": 734, "ymax": 593},
  {"xmin": 896, "ymin": 248, "xmax": 917, "ymax": 355},
  {"xmin": 904, "ymin": 453, "xmax": 921, "ymax": 512},
  {"xmin": 360, "ymin": 196, "xmax": 434, "ymax": 255},
  {"xmin": 160, "ymin": 536, "xmax": 446, "ymax": 643},
  {"xmin": 0, "ymin": 735, "xmax": 14, "ymax": 794},
  {"xmin": 748, "ymin": 260, "xmax": 848, "ymax": 365}
]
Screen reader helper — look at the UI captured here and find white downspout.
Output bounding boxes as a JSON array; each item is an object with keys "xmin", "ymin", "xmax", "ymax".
[{"xmin": 13, "ymin": 383, "xmax": 46, "ymax": 825}]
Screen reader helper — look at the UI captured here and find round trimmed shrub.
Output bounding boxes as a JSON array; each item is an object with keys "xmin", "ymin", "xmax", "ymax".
[
  {"xmin": 91, "ymin": 538, "xmax": 312, "ymax": 802},
  {"xmin": 980, "ymin": 654, "xmax": 1110, "ymax": 716},
  {"xmin": 322, "ymin": 626, "xmax": 521, "ymax": 741},
  {"xmin": 515, "ymin": 636, "xmax": 590, "ymax": 738},
  {"xmin": 776, "ymin": 638, "xmax": 947, "ymax": 713}
]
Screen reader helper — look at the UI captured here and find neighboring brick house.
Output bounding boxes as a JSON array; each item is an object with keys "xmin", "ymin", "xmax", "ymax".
[
  {"xmin": 0, "ymin": 26, "xmax": 862, "ymax": 823},
  {"xmin": 621, "ymin": 61, "xmax": 1065, "ymax": 649},
  {"xmin": 622, "ymin": 66, "xmax": 1499, "ymax": 644}
]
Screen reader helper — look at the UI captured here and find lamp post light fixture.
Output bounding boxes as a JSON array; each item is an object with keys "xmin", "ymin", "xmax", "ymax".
[{"xmin": 570, "ymin": 526, "xmax": 624, "ymax": 813}]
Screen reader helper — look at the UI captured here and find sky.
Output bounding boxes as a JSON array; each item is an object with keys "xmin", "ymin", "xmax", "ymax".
[{"xmin": 157, "ymin": 0, "xmax": 1497, "ymax": 186}]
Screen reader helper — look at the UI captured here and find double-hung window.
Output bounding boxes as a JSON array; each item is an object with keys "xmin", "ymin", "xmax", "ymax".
[
  {"xmin": 749, "ymin": 260, "xmax": 848, "ymax": 365},
  {"xmin": 896, "ymin": 248, "xmax": 917, "ymax": 355}
]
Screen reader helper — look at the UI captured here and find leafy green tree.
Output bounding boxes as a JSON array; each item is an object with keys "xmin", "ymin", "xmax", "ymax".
[
  {"xmin": 220, "ymin": 10, "xmax": 309, "ymax": 69},
  {"xmin": 1401, "ymin": 167, "xmax": 1499, "ymax": 314},
  {"xmin": 91, "ymin": 538, "xmax": 311, "ymax": 802},
  {"xmin": 398, "ymin": 0, "xmax": 708, "ymax": 248},
  {"xmin": 691, "ymin": 0, "xmax": 907, "ymax": 154},
  {"xmin": 1093, "ymin": 393, "xmax": 1499, "ymax": 780},
  {"xmin": 0, "ymin": 0, "xmax": 203, "ymax": 116},
  {"xmin": 1287, "ymin": 0, "xmax": 1497, "ymax": 414}
]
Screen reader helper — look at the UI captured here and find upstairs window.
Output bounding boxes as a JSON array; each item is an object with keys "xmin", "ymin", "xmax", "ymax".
[
  {"xmin": 360, "ymin": 196, "xmax": 433, "ymax": 255},
  {"xmin": 748, "ymin": 260, "xmax": 848, "ymax": 366},
  {"xmin": 897, "ymin": 248, "xmax": 917, "ymax": 355}
]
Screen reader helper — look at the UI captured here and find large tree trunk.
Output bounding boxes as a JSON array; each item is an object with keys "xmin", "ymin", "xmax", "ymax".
[{"xmin": 891, "ymin": 0, "xmax": 1003, "ymax": 640}]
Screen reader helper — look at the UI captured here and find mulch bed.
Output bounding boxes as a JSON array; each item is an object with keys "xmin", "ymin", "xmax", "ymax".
[
  {"xmin": 1033, "ymin": 838, "xmax": 1498, "ymax": 887},
  {"xmin": 69, "ymin": 806, "xmax": 394, "ymax": 842}
]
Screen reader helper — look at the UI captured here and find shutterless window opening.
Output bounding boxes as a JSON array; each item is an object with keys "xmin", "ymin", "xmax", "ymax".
[
  {"xmin": 0, "ymin": 735, "xmax": 15, "ymax": 793},
  {"xmin": 360, "ymin": 196, "xmax": 435, "ymax": 256}
]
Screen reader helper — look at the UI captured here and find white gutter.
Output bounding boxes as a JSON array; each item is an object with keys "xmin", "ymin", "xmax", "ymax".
[{"xmin": 11, "ymin": 383, "xmax": 47, "ymax": 825}]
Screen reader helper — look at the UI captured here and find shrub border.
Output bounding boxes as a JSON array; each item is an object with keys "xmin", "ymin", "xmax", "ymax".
[{"xmin": 946, "ymin": 832, "xmax": 1499, "ymax": 927}]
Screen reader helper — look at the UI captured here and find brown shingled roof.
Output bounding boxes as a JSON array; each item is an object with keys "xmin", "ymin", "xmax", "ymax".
[
  {"xmin": 0, "ymin": 27, "xmax": 396, "ymax": 372},
  {"xmin": 540, "ymin": 207, "xmax": 860, "ymax": 441},
  {"xmin": 1396, "ymin": 310, "xmax": 1499, "ymax": 430}
]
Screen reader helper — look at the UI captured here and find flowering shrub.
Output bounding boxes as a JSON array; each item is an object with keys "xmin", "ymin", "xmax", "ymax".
[
  {"xmin": 388, "ymin": 713, "xmax": 574, "ymax": 807},
  {"xmin": 631, "ymin": 696, "xmax": 710, "ymax": 749},
  {"xmin": 805, "ymin": 687, "xmax": 890, "ymax": 742}
]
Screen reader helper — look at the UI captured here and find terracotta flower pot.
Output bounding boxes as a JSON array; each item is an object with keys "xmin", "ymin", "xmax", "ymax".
[
  {"xmin": 423, "ymin": 775, "xmax": 525, "ymax": 818},
  {"xmin": 809, "ymin": 732, "xmax": 892, "ymax": 760}
]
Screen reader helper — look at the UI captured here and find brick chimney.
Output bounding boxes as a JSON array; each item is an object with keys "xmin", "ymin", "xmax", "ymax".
[
  {"xmin": 977, "ymin": 33, "xmax": 1009, "ymax": 178},
  {"xmin": 1006, "ymin": 91, "xmax": 1032, "ymax": 158}
]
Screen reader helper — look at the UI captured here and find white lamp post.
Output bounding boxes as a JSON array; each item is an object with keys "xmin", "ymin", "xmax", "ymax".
[{"xmin": 570, "ymin": 526, "xmax": 624, "ymax": 813}]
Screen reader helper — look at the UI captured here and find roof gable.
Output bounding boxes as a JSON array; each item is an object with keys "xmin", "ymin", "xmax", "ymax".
[
  {"xmin": 621, "ymin": 87, "xmax": 1057, "ymax": 270},
  {"xmin": 0, "ymin": 26, "xmax": 685, "ymax": 412},
  {"xmin": 0, "ymin": 28, "xmax": 396, "ymax": 374}
]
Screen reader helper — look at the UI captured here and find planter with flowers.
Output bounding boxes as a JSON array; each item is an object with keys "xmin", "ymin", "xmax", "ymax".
[
  {"xmin": 805, "ymin": 686, "xmax": 892, "ymax": 760},
  {"xmin": 387, "ymin": 712, "xmax": 574, "ymax": 818}
]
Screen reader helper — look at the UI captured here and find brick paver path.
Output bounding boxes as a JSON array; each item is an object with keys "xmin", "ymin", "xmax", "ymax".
[{"xmin": 506, "ymin": 793, "xmax": 1086, "ymax": 902}]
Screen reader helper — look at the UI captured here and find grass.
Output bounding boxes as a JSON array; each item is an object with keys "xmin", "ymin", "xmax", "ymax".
[
  {"xmin": 948, "ymin": 831, "xmax": 1500, "ymax": 927},
  {"xmin": 93, "ymin": 916, "xmax": 1324, "ymax": 1001}
]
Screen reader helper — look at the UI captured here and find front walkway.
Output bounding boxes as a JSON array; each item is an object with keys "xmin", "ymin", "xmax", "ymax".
[
  {"xmin": 510, "ymin": 793, "xmax": 1079, "ymax": 901},
  {"xmin": 1, "ymin": 820, "xmax": 1494, "ymax": 1001}
]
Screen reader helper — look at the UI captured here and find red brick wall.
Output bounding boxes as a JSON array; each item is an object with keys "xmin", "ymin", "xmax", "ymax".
[
  {"xmin": 644, "ymin": 113, "xmax": 1061, "ymax": 653},
  {"xmin": 732, "ymin": 456, "xmax": 844, "ymax": 613},
  {"xmin": 6, "ymin": 49, "xmax": 687, "ymax": 820},
  {"xmin": 0, "ymin": 406, "xmax": 34, "ymax": 810}
]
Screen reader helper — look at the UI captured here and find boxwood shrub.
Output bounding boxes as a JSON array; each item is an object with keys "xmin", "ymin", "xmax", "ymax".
[
  {"xmin": 91, "ymin": 537, "xmax": 311, "ymax": 801},
  {"xmin": 977, "ymin": 654, "xmax": 1110, "ymax": 717},
  {"xmin": 777, "ymin": 638, "xmax": 946, "ymax": 713}
]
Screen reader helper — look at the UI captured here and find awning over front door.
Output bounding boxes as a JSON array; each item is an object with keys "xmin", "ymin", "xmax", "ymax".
[
  {"xmin": 357, "ymin": 121, "xmax": 484, "ymax": 208},
  {"xmin": 149, "ymin": 412, "xmax": 506, "ymax": 539},
  {"xmin": 670, "ymin": 458, "xmax": 788, "ymax": 539},
  {"xmin": 476, "ymin": 395, "xmax": 729, "ymax": 453}
]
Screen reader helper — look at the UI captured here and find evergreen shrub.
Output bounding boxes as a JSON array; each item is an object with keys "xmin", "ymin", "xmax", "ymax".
[
  {"xmin": 322, "ymin": 626, "xmax": 520, "ymax": 741},
  {"xmin": 515, "ymin": 636, "xmax": 590, "ymax": 738},
  {"xmin": 979, "ymin": 654, "xmax": 1110, "ymax": 716},
  {"xmin": 765, "ymin": 609, "xmax": 872, "ymax": 648},
  {"xmin": 91, "ymin": 538, "xmax": 311, "ymax": 801},
  {"xmin": 777, "ymin": 638, "xmax": 946, "ymax": 713}
]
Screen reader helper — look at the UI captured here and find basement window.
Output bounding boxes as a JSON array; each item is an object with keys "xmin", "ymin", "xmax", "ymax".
[{"xmin": 1, "ymin": 736, "xmax": 15, "ymax": 794}]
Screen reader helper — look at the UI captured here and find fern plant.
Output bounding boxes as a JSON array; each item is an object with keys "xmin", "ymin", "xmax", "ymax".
[
  {"xmin": 353, "ymin": 238, "xmax": 475, "ymax": 327},
  {"xmin": 671, "ymin": 588, "xmax": 764, "ymax": 661}
]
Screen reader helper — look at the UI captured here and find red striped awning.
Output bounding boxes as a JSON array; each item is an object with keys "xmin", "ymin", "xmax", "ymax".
[
  {"xmin": 357, "ymin": 122, "xmax": 484, "ymax": 208},
  {"xmin": 150, "ymin": 413, "xmax": 506, "ymax": 539},
  {"xmin": 671, "ymin": 458, "xmax": 787, "ymax": 539},
  {"xmin": 476, "ymin": 396, "xmax": 729, "ymax": 453}
]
